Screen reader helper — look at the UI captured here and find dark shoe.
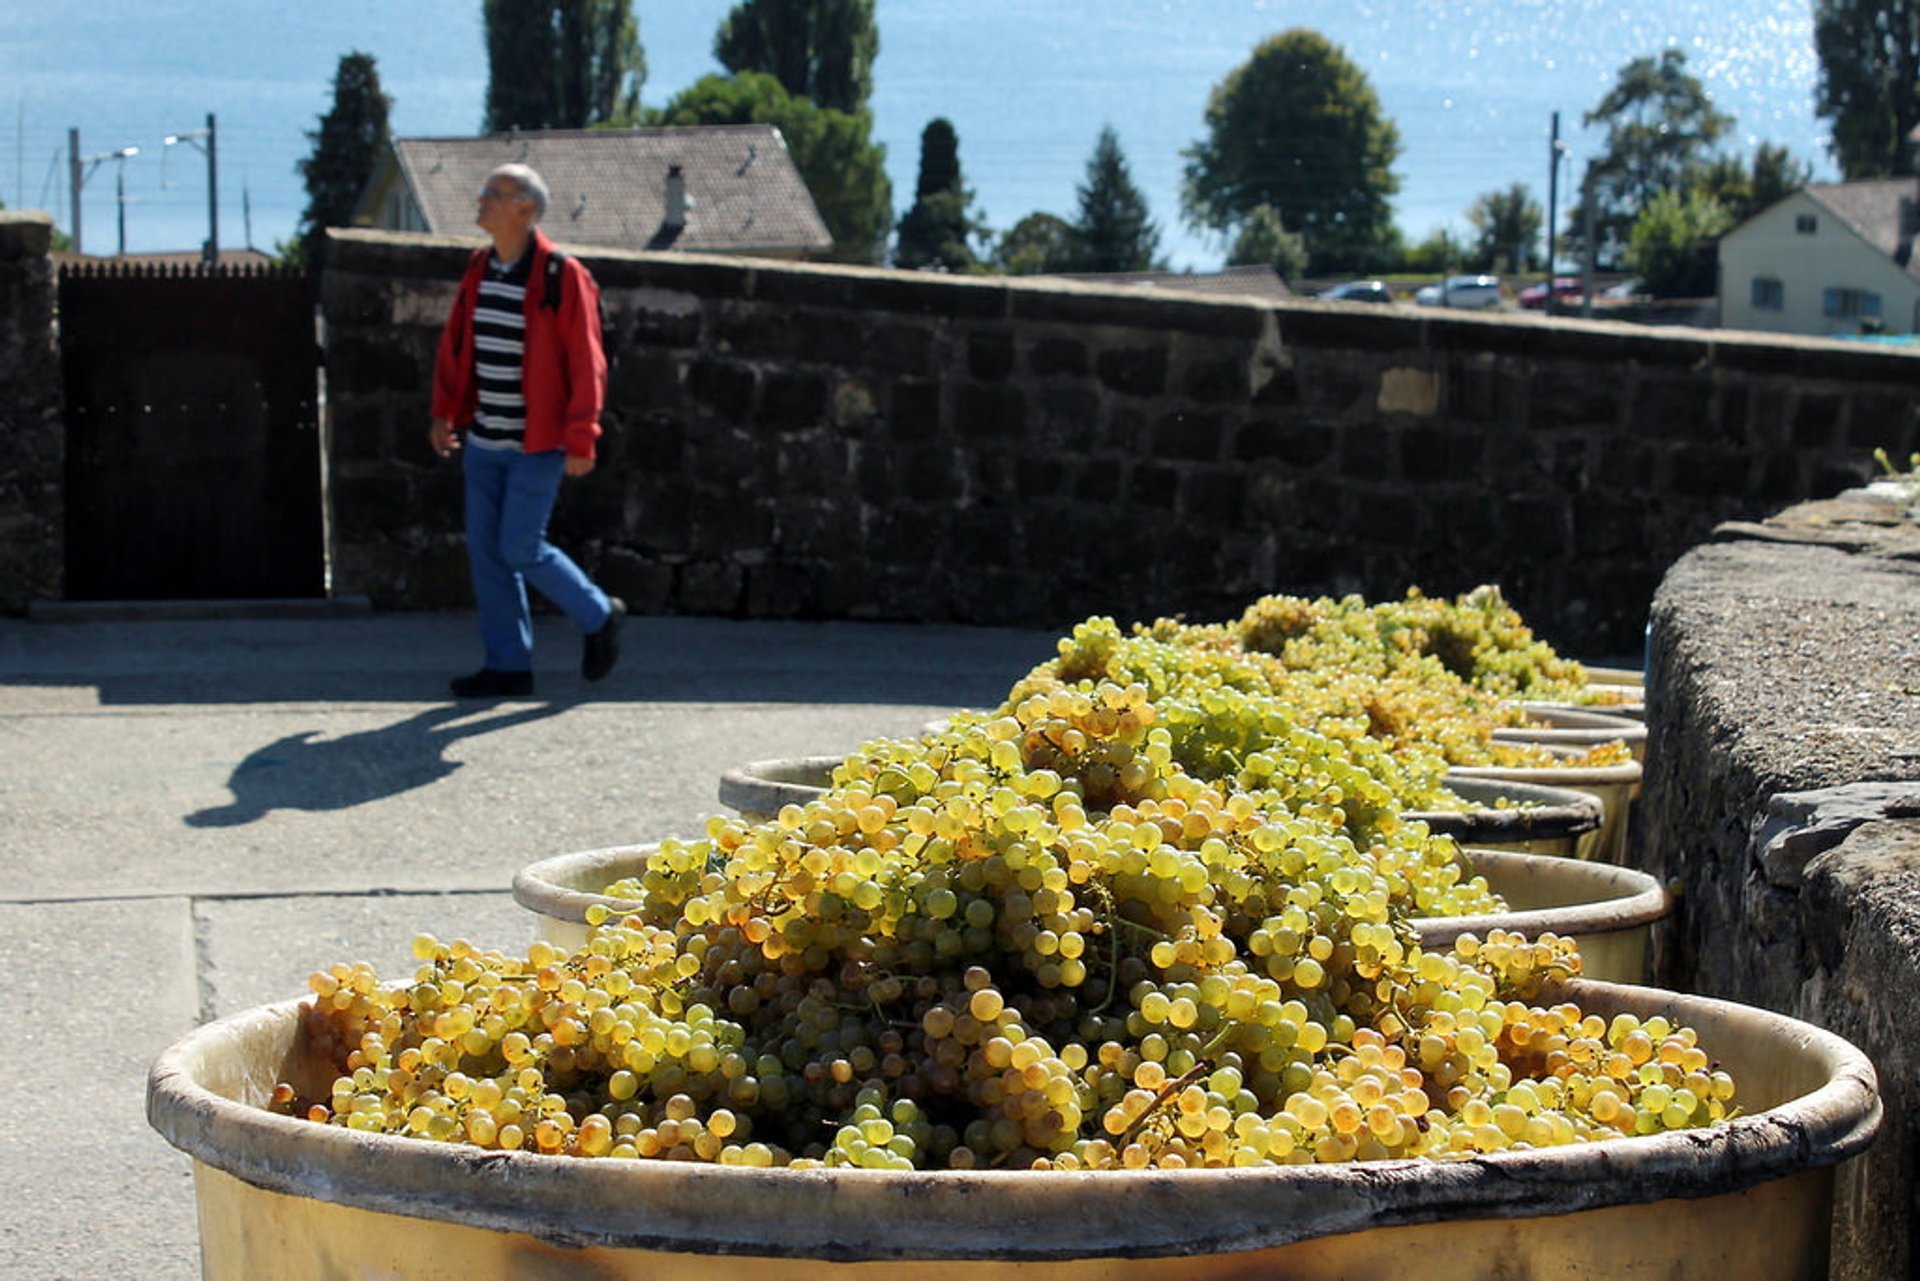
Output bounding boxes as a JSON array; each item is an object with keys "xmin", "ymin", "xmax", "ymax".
[
  {"xmin": 450, "ymin": 668, "xmax": 534, "ymax": 699},
  {"xmin": 582, "ymin": 597, "xmax": 625, "ymax": 682}
]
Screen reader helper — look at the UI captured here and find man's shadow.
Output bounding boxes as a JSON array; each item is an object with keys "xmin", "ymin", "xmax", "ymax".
[{"xmin": 186, "ymin": 700, "xmax": 568, "ymax": 827}]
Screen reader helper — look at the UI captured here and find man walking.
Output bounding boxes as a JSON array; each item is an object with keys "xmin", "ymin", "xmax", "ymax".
[{"xmin": 429, "ymin": 162, "xmax": 623, "ymax": 698}]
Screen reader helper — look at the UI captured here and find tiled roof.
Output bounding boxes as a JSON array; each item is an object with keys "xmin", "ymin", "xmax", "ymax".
[
  {"xmin": 384, "ymin": 126, "xmax": 832, "ymax": 256},
  {"xmin": 1805, "ymin": 179, "xmax": 1920, "ymax": 274}
]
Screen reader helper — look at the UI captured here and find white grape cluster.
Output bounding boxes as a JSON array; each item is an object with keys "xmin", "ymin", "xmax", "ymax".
[{"xmin": 281, "ymin": 652, "xmax": 1726, "ymax": 1171}]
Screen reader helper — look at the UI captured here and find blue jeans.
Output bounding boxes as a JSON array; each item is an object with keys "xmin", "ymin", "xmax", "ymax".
[{"xmin": 462, "ymin": 446, "xmax": 612, "ymax": 673}]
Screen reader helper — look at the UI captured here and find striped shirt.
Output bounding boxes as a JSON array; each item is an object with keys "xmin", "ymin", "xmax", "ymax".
[{"xmin": 468, "ymin": 252, "xmax": 532, "ymax": 450}]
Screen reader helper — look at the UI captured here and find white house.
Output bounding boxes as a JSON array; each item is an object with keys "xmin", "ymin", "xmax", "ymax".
[
  {"xmin": 352, "ymin": 125, "xmax": 833, "ymax": 260},
  {"xmin": 1718, "ymin": 179, "xmax": 1920, "ymax": 337}
]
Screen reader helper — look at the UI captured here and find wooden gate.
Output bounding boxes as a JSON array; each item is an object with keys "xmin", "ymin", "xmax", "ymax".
[{"xmin": 59, "ymin": 262, "xmax": 324, "ymax": 600}]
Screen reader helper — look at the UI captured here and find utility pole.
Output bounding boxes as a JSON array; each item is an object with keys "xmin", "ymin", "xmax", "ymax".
[
  {"xmin": 1545, "ymin": 111, "xmax": 1566, "ymax": 314},
  {"xmin": 69, "ymin": 129, "xmax": 140, "ymax": 256},
  {"xmin": 1582, "ymin": 165, "xmax": 1598, "ymax": 319},
  {"xmin": 164, "ymin": 113, "xmax": 217, "ymax": 265}
]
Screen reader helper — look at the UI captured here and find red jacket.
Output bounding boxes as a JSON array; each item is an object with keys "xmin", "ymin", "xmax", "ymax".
[{"xmin": 431, "ymin": 229, "xmax": 606, "ymax": 459}]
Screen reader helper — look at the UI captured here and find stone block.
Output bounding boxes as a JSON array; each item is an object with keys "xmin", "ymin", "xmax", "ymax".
[
  {"xmin": 968, "ymin": 331, "xmax": 1015, "ymax": 382},
  {"xmin": 1182, "ymin": 469, "xmax": 1247, "ymax": 520},
  {"xmin": 1572, "ymin": 494, "xmax": 1644, "ymax": 557},
  {"xmin": 1130, "ymin": 461, "xmax": 1180, "ymax": 509},
  {"xmin": 899, "ymin": 444, "xmax": 959, "ymax": 503},
  {"xmin": 759, "ymin": 370, "xmax": 830, "ymax": 430},
  {"xmin": 1076, "ymin": 458, "xmax": 1123, "ymax": 503},
  {"xmin": 1792, "ymin": 391, "xmax": 1845, "ymax": 448},
  {"xmin": 867, "ymin": 323, "xmax": 935, "ymax": 375},
  {"xmin": 1028, "ymin": 336, "xmax": 1088, "ymax": 377},
  {"xmin": 777, "ymin": 504, "xmax": 862, "ymax": 558},
  {"xmin": 628, "ymin": 411, "xmax": 687, "ymax": 474},
  {"xmin": 1017, "ymin": 455, "xmax": 1067, "ymax": 501},
  {"xmin": 626, "ymin": 290, "xmax": 704, "ymax": 348},
  {"xmin": 325, "ymin": 335, "xmax": 423, "ymax": 394},
  {"xmin": 712, "ymin": 306, "xmax": 793, "ymax": 361},
  {"xmin": 1096, "ymin": 344, "xmax": 1168, "ymax": 397},
  {"xmin": 953, "ymin": 509, "xmax": 1016, "ymax": 566},
  {"xmin": 1236, "ymin": 417, "xmax": 1332, "ymax": 469},
  {"xmin": 1151, "ymin": 411, "xmax": 1223, "ymax": 463},
  {"xmin": 1182, "ymin": 355, "xmax": 1247, "ymax": 404},
  {"xmin": 1847, "ymin": 392, "xmax": 1919, "ymax": 456},
  {"xmin": 744, "ymin": 560, "xmax": 818, "ymax": 616},
  {"xmin": 597, "ymin": 546, "xmax": 675, "ymax": 612},
  {"xmin": 1634, "ymin": 376, "xmax": 1717, "ymax": 440},
  {"xmin": 778, "ymin": 433, "xmax": 851, "ymax": 492},
  {"xmin": 956, "ymin": 383, "xmax": 1025, "ymax": 439},
  {"xmin": 634, "ymin": 483, "xmax": 693, "ymax": 553},
  {"xmin": 1401, "ymin": 424, "xmax": 1483, "ymax": 480},
  {"xmin": 1529, "ymin": 363, "xmax": 1622, "ymax": 431},
  {"xmin": 1032, "ymin": 386, "xmax": 1100, "ymax": 450},
  {"xmin": 677, "ymin": 559, "xmax": 745, "ymax": 614},
  {"xmin": 794, "ymin": 309, "xmax": 867, "ymax": 367},
  {"xmin": 1670, "ymin": 444, "xmax": 1753, "ymax": 498},
  {"xmin": 1338, "ymin": 424, "xmax": 1393, "ymax": 479},
  {"xmin": 688, "ymin": 359, "xmax": 755, "ymax": 420},
  {"xmin": 1376, "ymin": 367, "xmax": 1440, "ymax": 417},
  {"xmin": 888, "ymin": 378, "xmax": 943, "ymax": 439}
]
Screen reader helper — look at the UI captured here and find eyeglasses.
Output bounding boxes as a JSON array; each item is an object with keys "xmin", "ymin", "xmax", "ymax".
[{"xmin": 477, "ymin": 186, "xmax": 526, "ymax": 203}]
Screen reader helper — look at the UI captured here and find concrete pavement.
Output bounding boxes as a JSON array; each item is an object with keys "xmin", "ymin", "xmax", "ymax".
[{"xmin": 0, "ymin": 609, "xmax": 1059, "ymax": 1279}]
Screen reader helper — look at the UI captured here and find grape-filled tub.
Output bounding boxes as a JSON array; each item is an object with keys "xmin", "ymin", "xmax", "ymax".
[{"xmin": 147, "ymin": 977, "xmax": 1876, "ymax": 1280}]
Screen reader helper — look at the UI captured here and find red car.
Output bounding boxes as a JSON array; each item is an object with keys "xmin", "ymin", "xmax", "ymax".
[{"xmin": 1518, "ymin": 277, "xmax": 1582, "ymax": 309}]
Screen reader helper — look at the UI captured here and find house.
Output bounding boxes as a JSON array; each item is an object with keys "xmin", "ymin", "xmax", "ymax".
[
  {"xmin": 1718, "ymin": 179, "xmax": 1920, "ymax": 337},
  {"xmin": 352, "ymin": 125, "xmax": 833, "ymax": 260}
]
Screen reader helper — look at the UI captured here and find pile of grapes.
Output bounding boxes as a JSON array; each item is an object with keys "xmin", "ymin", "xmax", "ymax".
[{"xmin": 279, "ymin": 614, "xmax": 1725, "ymax": 1171}]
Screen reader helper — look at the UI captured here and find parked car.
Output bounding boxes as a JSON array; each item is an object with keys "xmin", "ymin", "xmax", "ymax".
[
  {"xmin": 1319, "ymin": 279, "xmax": 1395, "ymax": 304},
  {"xmin": 1414, "ymin": 275, "xmax": 1503, "ymax": 309},
  {"xmin": 1518, "ymin": 277, "xmax": 1583, "ymax": 309}
]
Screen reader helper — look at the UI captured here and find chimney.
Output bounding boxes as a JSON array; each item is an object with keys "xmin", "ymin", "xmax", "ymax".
[{"xmin": 664, "ymin": 165, "xmax": 690, "ymax": 228}]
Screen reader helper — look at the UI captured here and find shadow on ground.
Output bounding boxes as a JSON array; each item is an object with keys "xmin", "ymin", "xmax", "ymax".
[{"xmin": 186, "ymin": 700, "xmax": 570, "ymax": 827}]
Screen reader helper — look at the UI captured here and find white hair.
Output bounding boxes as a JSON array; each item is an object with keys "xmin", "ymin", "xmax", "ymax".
[{"xmin": 481, "ymin": 163, "xmax": 549, "ymax": 220}]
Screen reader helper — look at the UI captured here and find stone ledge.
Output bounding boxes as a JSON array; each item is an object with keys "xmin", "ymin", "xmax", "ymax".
[{"xmin": 28, "ymin": 595, "xmax": 374, "ymax": 623}]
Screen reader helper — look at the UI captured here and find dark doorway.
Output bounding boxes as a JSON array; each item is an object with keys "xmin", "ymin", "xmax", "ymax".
[{"xmin": 59, "ymin": 262, "xmax": 324, "ymax": 600}]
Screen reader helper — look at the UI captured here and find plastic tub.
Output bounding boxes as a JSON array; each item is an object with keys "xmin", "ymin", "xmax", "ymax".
[
  {"xmin": 1495, "ymin": 705, "xmax": 1648, "ymax": 762},
  {"xmin": 515, "ymin": 845, "xmax": 1666, "ymax": 983},
  {"xmin": 1448, "ymin": 748, "xmax": 1643, "ymax": 866},
  {"xmin": 147, "ymin": 979, "xmax": 1878, "ymax": 1279},
  {"xmin": 720, "ymin": 758, "xmax": 1608, "ymax": 860}
]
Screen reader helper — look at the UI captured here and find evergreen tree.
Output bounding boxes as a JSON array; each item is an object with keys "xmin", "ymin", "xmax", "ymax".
[
  {"xmin": 483, "ymin": 0, "xmax": 645, "ymax": 132},
  {"xmin": 1225, "ymin": 205, "xmax": 1305, "ymax": 281},
  {"xmin": 894, "ymin": 118, "xmax": 980, "ymax": 271},
  {"xmin": 1066, "ymin": 126, "xmax": 1160, "ymax": 273},
  {"xmin": 293, "ymin": 51, "xmax": 391, "ymax": 267},
  {"xmin": 715, "ymin": 0, "xmax": 877, "ymax": 115},
  {"xmin": 1182, "ymin": 29, "xmax": 1400, "ymax": 273},
  {"xmin": 1815, "ymin": 0, "xmax": 1920, "ymax": 179},
  {"xmin": 654, "ymin": 71, "xmax": 891, "ymax": 263},
  {"xmin": 1693, "ymin": 144, "xmax": 1814, "ymax": 225}
]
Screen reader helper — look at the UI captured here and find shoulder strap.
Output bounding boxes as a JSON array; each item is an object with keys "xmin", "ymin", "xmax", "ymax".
[{"xmin": 542, "ymin": 250, "xmax": 568, "ymax": 312}]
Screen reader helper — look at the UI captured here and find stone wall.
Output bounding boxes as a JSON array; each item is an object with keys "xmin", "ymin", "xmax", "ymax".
[
  {"xmin": 1640, "ymin": 483, "xmax": 1920, "ymax": 1279},
  {"xmin": 0, "ymin": 213, "xmax": 61, "ymax": 612},
  {"xmin": 320, "ymin": 228, "xmax": 1920, "ymax": 656}
]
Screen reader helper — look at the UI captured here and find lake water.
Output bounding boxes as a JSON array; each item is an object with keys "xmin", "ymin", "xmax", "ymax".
[{"xmin": 2, "ymin": 0, "xmax": 1829, "ymax": 268}]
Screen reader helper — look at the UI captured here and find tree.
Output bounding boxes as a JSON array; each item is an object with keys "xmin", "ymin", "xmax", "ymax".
[
  {"xmin": 1225, "ymin": 204, "xmax": 1305, "ymax": 282},
  {"xmin": 1628, "ymin": 188, "xmax": 1733, "ymax": 297},
  {"xmin": 293, "ymin": 51, "xmax": 391, "ymax": 268},
  {"xmin": 1464, "ymin": 184, "xmax": 1542, "ymax": 273},
  {"xmin": 1181, "ymin": 29, "xmax": 1401, "ymax": 273},
  {"xmin": 894, "ymin": 118, "xmax": 982, "ymax": 271},
  {"xmin": 715, "ymin": 0, "xmax": 877, "ymax": 115},
  {"xmin": 1693, "ymin": 143, "xmax": 1814, "ymax": 225},
  {"xmin": 483, "ymin": 0, "xmax": 645, "ymax": 132},
  {"xmin": 1062, "ymin": 126, "xmax": 1160, "ymax": 273},
  {"xmin": 990, "ymin": 212, "xmax": 1074, "ymax": 275},
  {"xmin": 1815, "ymin": 0, "xmax": 1920, "ymax": 179},
  {"xmin": 653, "ymin": 72, "xmax": 891, "ymax": 263},
  {"xmin": 1578, "ymin": 50, "xmax": 1732, "ymax": 257}
]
